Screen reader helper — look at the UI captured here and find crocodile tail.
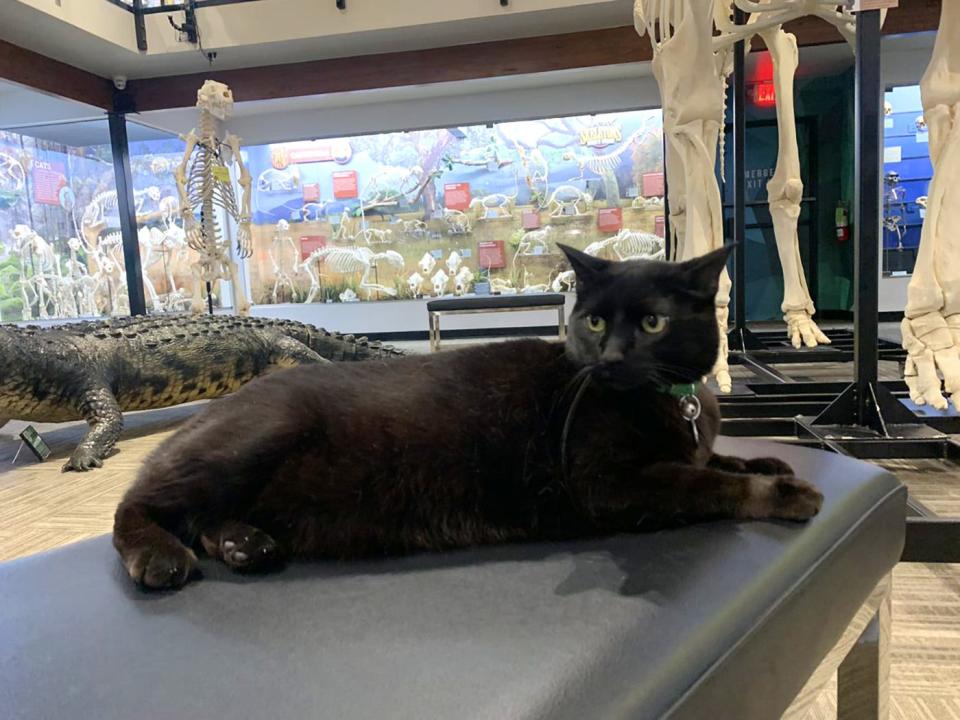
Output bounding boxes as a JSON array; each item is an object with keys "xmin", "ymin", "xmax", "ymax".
[{"xmin": 275, "ymin": 320, "xmax": 405, "ymax": 361}]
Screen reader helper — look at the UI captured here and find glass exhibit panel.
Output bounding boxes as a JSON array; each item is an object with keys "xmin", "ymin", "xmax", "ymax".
[
  {"xmin": 882, "ymin": 85, "xmax": 931, "ymax": 277},
  {"xmin": 244, "ymin": 109, "xmax": 665, "ymax": 304},
  {"xmin": 128, "ymin": 132, "xmax": 212, "ymax": 313},
  {"xmin": 0, "ymin": 123, "xmax": 130, "ymax": 322}
]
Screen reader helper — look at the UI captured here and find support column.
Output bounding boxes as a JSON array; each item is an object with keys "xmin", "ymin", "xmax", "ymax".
[
  {"xmin": 108, "ymin": 111, "xmax": 147, "ymax": 316},
  {"xmin": 853, "ymin": 9, "xmax": 882, "ymax": 424}
]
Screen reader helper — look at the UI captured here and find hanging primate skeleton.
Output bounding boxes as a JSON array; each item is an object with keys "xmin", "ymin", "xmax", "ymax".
[
  {"xmin": 174, "ymin": 80, "xmax": 253, "ymax": 314},
  {"xmin": 633, "ymin": 0, "xmax": 857, "ymax": 391}
]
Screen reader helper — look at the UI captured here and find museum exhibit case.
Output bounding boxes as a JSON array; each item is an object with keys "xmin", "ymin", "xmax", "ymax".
[
  {"xmin": 236, "ymin": 109, "xmax": 667, "ymax": 306},
  {"xmin": 0, "ymin": 122, "xmax": 133, "ymax": 321}
]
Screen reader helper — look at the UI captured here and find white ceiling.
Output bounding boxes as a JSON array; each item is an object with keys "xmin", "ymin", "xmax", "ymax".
[{"xmin": 0, "ymin": 0, "xmax": 636, "ymax": 80}]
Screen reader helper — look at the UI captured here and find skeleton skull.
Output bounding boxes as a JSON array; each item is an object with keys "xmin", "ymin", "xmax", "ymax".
[
  {"xmin": 916, "ymin": 195, "xmax": 928, "ymax": 209},
  {"xmin": 196, "ymin": 80, "xmax": 235, "ymax": 121},
  {"xmin": 277, "ymin": 219, "xmax": 290, "ymax": 232},
  {"xmin": 67, "ymin": 237, "xmax": 82, "ymax": 251},
  {"xmin": 884, "ymin": 100, "xmax": 893, "ymax": 116},
  {"xmin": 431, "ymin": 269, "xmax": 449, "ymax": 296},
  {"xmin": 916, "ymin": 115, "xmax": 927, "ymax": 132},
  {"xmin": 407, "ymin": 272, "xmax": 424, "ymax": 296},
  {"xmin": 419, "ymin": 252, "xmax": 437, "ymax": 276}
]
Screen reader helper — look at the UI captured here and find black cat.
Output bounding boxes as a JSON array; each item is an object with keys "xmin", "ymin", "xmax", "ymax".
[{"xmin": 114, "ymin": 244, "xmax": 822, "ymax": 590}]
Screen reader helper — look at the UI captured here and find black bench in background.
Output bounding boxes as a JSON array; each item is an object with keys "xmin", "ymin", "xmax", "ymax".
[{"xmin": 426, "ymin": 293, "xmax": 567, "ymax": 350}]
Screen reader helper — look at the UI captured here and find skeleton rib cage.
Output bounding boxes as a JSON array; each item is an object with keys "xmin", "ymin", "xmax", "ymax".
[{"xmin": 184, "ymin": 137, "xmax": 247, "ymax": 257}]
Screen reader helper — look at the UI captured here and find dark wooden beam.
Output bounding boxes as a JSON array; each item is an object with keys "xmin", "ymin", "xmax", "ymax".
[{"xmin": 0, "ymin": 38, "xmax": 114, "ymax": 111}]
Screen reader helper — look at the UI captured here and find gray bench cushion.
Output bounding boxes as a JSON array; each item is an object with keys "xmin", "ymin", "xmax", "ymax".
[
  {"xmin": 427, "ymin": 293, "xmax": 565, "ymax": 312},
  {"xmin": 0, "ymin": 438, "xmax": 905, "ymax": 720}
]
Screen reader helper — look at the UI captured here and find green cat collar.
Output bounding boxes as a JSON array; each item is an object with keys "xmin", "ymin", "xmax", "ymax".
[{"xmin": 665, "ymin": 382, "xmax": 699, "ymax": 398}]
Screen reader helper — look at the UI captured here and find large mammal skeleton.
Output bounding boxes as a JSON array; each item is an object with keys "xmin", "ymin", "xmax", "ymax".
[
  {"xmin": 633, "ymin": 0, "xmax": 852, "ymax": 390},
  {"xmin": 303, "ymin": 246, "xmax": 404, "ymax": 301},
  {"xmin": 174, "ymin": 80, "xmax": 253, "ymax": 314},
  {"xmin": 901, "ymin": 2, "xmax": 960, "ymax": 410}
]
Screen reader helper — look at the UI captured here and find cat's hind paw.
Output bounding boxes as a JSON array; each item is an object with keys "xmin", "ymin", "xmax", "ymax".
[{"xmin": 202, "ymin": 522, "xmax": 284, "ymax": 573}]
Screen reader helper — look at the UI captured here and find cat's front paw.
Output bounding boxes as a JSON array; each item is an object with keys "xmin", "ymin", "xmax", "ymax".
[
  {"xmin": 121, "ymin": 542, "xmax": 197, "ymax": 590},
  {"xmin": 744, "ymin": 457, "xmax": 794, "ymax": 476},
  {"xmin": 746, "ymin": 475, "xmax": 823, "ymax": 522}
]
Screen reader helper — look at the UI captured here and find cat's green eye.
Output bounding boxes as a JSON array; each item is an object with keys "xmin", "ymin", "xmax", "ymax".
[
  {"xmin": 641, "ymin": 314, "xmax": 668, "ymax": 334},
  {"xmin": 586, "ymin": 315, "xmax": 606, "ymax": 333}
]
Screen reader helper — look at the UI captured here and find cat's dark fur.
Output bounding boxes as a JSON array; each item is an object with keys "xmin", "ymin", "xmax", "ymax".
[{"xmin": 114, "ymin": 244, "xmax": 822, "ymax": 590}]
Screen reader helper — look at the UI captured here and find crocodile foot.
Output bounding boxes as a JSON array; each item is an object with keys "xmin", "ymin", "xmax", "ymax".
[{"xmin": 63, "ymin": 448, "xmax": 104, "ymax": 473}]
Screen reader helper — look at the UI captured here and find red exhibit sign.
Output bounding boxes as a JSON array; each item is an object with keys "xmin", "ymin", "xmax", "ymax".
[
  {"xmin": 597, "ymin": 207, "xmax": 623, "ymax": 233},
  {"xmin": 271, "ymin": 140, "xmax": 353, "ymax": 169},
  {"xmin": 332, "ymin": 171, "xmax": 359, "ymax": 200},
  {"xmin": 655, "ymin": 215, "xmax": 666, "ymax": 238},
  {"xmin": 477, "ymin": 240, "xmax": 506, "ymax": 270},
  {"xmin": 521, "ymin": 210, "xmax": 541, "ymax": 230},
  {"xmin": 444, "ymin": 183, "xmax": 471, "ymax": 211},
  {"xmin": 32, "ymin": 160, "xmax": 66, "ymax": 206},
  {"xmin": 302, "ymin": 183, "xmax": 321, "ymax": 202},
  {"xmin": 299, "ymin": 235, "xmax": 326, "ymax": 261},
  {"xmin": 641, "ymin": 172, "xmax": 665, "ymax": 198}
]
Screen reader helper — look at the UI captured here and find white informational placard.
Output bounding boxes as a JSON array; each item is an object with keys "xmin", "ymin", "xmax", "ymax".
[
  {"xmin": 916, "ymin": 131, "xmax": 929, "ymax": 144},
  {"xmin": 884, "ymin": 145, "xmax": 903, "ymax": 163},
  {"xmin": 884, "ymin": 118, "xmax": 894, "ymax": 129}
]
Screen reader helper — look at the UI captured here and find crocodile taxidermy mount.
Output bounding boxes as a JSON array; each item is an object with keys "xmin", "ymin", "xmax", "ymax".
[{"xmin": 0, "ymin": 315, "xmax": 404, "ymax": 472}]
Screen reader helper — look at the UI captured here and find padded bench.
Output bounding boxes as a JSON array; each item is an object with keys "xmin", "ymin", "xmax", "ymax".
[
  {"xmin": 426, "ymin": 293, "xmax": 567, "ymax": 351},
  {"xmin": 0, "ymin": 438, "xmax": 905, "ymax": 720}
]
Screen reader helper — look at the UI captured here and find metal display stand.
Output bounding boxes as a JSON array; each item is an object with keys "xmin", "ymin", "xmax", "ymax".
[{"xmin": 717, "ymin": 9, "xmax": 958, "ymax": 563}]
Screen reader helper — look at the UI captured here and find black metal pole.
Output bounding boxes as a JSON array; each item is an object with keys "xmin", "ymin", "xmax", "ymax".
[
  {"xmin": 108, "ymin": 111, "xmax": 147, "ymax": 316},
  {"xmin": 853, "ymin": 9, "xmax": 882, "ymax": 425},
  {"xmin": 132, "ymin": 0, "xmax": 147, "ymax": 52},
  {"xmin": 732, "ymin": 6, "xmax": 747, "ymax": 331},
  {"xmin": 662, "ymin": 132, "xmax": 671, "ymax": 261}
]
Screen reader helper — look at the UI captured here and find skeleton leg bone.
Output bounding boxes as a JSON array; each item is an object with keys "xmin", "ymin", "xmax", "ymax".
[
  {"xmin": 761, "ymin": 26, "xmax": 830, "ymax": 349},
  {"xmin": 902, "ymin": 1, "xmax": 960, "ymax": 409}
]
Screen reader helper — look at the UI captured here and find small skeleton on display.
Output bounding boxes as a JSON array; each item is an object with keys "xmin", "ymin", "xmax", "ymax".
[
  {"xmin": 300, "ymin": 202, "xmax": 327, "ymax": 222},
  {"xmin": 883, "ymin": 171, "xmax": 908, "ymax": 252},
  {"xmin": 304, "ymin": 246, "xmax": 404, "ymax": 301},
  {"xmin": 585, "ymin": 229, "xmax": 666, "ymax": 262},
  {"xmin": 444, "ymin": 209, "xmax": 472, "ymax": 235},
  {"xmin": 0, "ymin": 151, "xmax": 26, "ymax": 193},
  {"xmin": 402, "ymin": 219, "xmax": 429, "ymax": 239},
  {"xmin": 513, "ymin": 226, "xmax": 555, "ymax": 266},
  {"xmin": 11, "ymin": 224, "xmax": 58, "ymax": 320},
  {"xmin": 174, "ymin": 80, "xmax": 253, "ymax": 314},
  {"xmin": 66, "ymin": 237, "xmax": 99, "ymax": 317},
  {"xmin": 269, "ymin": 219, "xmax": 301, "ymax": 303},
  {"xmin": 431, "ymin": 269, "xmax": 450, "ymax": 296},
  {"xmin": 551, "ymin": 269, "xmax": 577, "ymax": 293},
  {"xmin": 453, "ymin": 267, "xmax": 474, "ymax": 296},
  {"xmin": 469, "ymin": 193, "xmax": 515, "ymax": 220},
  {"xmin": 546, "ymin": 185, "xmax": 592, "ymax": 217}
]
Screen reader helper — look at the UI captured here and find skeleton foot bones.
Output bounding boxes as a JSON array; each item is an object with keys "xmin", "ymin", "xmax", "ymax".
[{"xmin": 901, "ymin": 1, "xmax": 960, "ymax": 410}]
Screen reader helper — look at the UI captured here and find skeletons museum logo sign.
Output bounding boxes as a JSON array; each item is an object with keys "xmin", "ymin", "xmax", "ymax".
[
  {"xmin": 579, "ymin": 124, "xmax": 623, "ymax": 149},
  {"xmin": 271, "ymin": 140, "xmax": 353, "ymax": 169}
]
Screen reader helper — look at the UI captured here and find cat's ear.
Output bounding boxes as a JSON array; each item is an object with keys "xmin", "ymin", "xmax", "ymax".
[
  {"xmin": 678, "ymin": 245, "xmax": 734, "ymax": 299},
  {"xmin": 558, "ymin": 244, "xmax": 609, "ymax": 287}
]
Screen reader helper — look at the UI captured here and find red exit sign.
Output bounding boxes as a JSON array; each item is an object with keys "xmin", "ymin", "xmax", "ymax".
[{"xmin": 750, "ymin": 81, "xmax": 776, "ymax": 108}]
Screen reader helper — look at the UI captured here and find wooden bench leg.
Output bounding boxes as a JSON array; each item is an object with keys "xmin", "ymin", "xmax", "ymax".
[
  {"xmin": 837, "ymin": 577, "xmax": 891, "ymax": 720},
  {"xmin": 558, "ymin": 307, "xmax": 567, "ymax": 342}
]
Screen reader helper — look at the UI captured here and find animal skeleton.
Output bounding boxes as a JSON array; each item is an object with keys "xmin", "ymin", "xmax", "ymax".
[
  {"xmin": 490, "ymin": 277, "xmax": 517, "ymax": 295},
  {"xmin": 305, "ymin": 245, "xmax": 404, "ymax": 300},
  {"xmin": 0, "ymin": 151, "xmax": 25, "ymax": 192},
  {"xmin": 901, "ymin": 2, "xmax": 960, "ymax": 410},
  {"xmin": 431, "ymin": 269, "xmax": 450, "ymax": 296},
  {"xmin": 269, "ymin": 219, "xmax": 301, "ymax": 303},
  {"xmin": 174, "ymin": 80, "xmax": 253, "ymax": 314},
  {"xmin": 585, "ymin": 229, "xmax": 665, "ymax": 262},
  {"xmin": 257, "ymin": 166, "xmax": 300, "ymax": 193},
  {"xmin": 82, "ymin": 186, "xmax": 160, "ymax": 228},
  {"xmin": 469, "ymin": 193, "xmax": 515, "ymax": 219},
  {"xmin": 453, "ymin": 267, "xmax": 474, "ymax": 296},
  {"xmin": 551, "ymin": 269, "xmax": 577, "ymax": 293},
  {"xmin": 407, "ymin": 272, "xmax": 425, "ymax": 297},
  {"xmin": 514, "ymin": 226, "xmax": 555, "ymax": 265},
  {"xmin": 633, "ymin": 0, "xmax": 851, "ymax": 390},
  {"xmin": 446, "ymin": 251, "xmax": 463, "ymax": 276},
  {"xmin": 301, "ymin": 202, "xmax": 327, "ymax": 222},
  {"xmin": 546, "ymin": 185, "xmax": 592, "ymax": 217},
  {"xmin": 402, "ymin": 219, "xmax": 429, "ymax": 239},
  {"xmin": 444, "ymin": 209, "xmax": 472, "ymax": 235},
  {"xmin": 10, "ymin": 225, "xmax": 58, "ymax": 320},
  {"xmin": 355, "ymin": 227, "xmax": 393, "ymax": 245}
]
